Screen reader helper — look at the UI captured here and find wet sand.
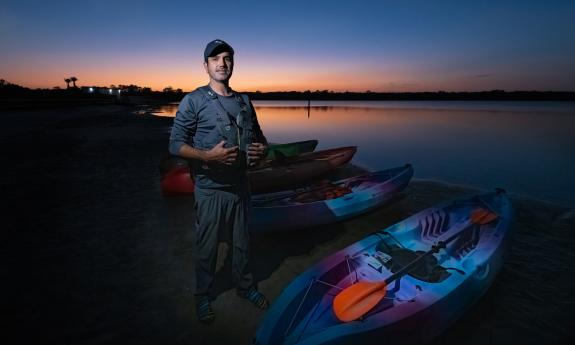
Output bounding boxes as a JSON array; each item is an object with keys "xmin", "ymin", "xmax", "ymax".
[{"xmin": 2, "ymin": 105, "xmax": 574, "ymax": 345}]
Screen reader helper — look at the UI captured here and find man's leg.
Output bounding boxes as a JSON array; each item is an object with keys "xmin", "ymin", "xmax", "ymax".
[
  {"xmin": 194, "ymin": 188, "xmax": 222, "ymax": 322},
  {"xmin": 232, "ymin": 192, "xmax": 269, "ymax": 309}
]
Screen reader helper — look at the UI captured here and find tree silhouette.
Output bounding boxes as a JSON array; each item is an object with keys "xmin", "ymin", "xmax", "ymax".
[
  {"xmin": 64, "ymin": 78, "xmax": 71, "ymax": 89},
  {"xmin": 70, "ymin": 77, "xmax": 78, "ymax": 88}
]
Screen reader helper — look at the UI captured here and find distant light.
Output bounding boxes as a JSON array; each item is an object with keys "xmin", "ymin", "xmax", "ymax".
[
  {"xmin": 109, "ymin": 89, "xmax": 112, "ymax": 93},
  {"xmin": 118, "ymin": 90, "xmax": 121, "ymax": 93},
  {"xmin": 89, "ymin": 87, "xmax": 93, "ymax": 92}
]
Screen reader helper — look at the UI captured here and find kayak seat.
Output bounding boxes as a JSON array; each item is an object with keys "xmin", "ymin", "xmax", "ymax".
[
  {"xmin": 418, "ymin": 211, "xmax": 450, "ymax": 241},
  {"xmin": 449, "ymin": 224, "xmax": 483, "ymax": 259}
]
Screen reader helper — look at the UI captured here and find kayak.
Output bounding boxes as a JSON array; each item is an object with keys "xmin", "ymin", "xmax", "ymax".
[
  {"xmin": 159, "ymin": 140, "xmax": 320, "ymax": 195},
  {"xmin": 160, "ymin": 164, "xmax": 194, "ymax": 196},
  {"xmin": 160, "ymin": 146, "xmax": 356, "ymax": 196},
  {"xmin": 159, "ymin": 139, "xmax": 319, "ymax": 177},
  {"xmin": 253, "ymin": 189, "xmax": 512, "ymax": 345},
  {"xmin": 249, "ymin": 146, "xmax": 357, "ymax": 194},
  {"xmin": 251, "ymin": 165, "xmax": 413, "ymax": 232},
  {"xmin": 160, "ymin": 166, "xmax": 195, "ymax": 195}
]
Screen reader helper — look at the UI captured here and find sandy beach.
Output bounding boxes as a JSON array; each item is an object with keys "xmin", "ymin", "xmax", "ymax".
[{"xmin": 2, "ymin": 104, "xmax": 574, "ymax": 345}]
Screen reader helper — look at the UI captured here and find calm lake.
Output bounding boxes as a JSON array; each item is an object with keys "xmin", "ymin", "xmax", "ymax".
[{"xmin": 151, "ymin": 100, "xmax": 575, "ymax": 207}]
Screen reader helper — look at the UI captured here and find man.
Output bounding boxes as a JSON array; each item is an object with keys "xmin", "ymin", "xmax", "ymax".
[{"xmin": 169, "ymin": 39, "xmax": 269, "ymax": 324}]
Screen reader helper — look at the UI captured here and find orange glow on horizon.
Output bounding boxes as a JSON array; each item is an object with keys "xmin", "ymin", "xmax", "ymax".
[
  {"xmin": 1, "ymin": 53, "xmax": 447, "ymax": 92},
  {"xmin": 3, "ymin": 54, "xmax": 562, "ymax": 93}
]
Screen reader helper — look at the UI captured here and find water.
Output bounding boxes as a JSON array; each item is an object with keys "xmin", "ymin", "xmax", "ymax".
[{"xmin": 151, "ymin": 101, "xmax": 575, "ymax": 207}]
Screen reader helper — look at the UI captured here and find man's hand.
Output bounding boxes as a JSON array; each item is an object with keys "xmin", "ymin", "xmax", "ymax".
[
  {"xmin": 205, "ymin": 140, "xmax": 238, "ymax": 165},
  {"xmin": 247, "ymin": 142, "xmax": 267, "ymax": 167}
]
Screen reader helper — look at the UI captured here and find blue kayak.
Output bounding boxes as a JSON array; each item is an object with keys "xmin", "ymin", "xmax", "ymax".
[
  {"xmin": 253, "ymin": 189, "xmax": 512, "ymax": 345},
  {"xmin": 251, "ymin": 165, "xmax": 413, "ymax": 232}
]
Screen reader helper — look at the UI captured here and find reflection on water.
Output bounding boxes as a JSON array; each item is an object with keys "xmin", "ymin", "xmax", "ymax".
[
  {"xmin": 153, "ymin": 100, "xmax": 575, "ymax": 206},
  {"xmin": 150, "ymin": 103, "xmax": 179, "ymax": 117}
]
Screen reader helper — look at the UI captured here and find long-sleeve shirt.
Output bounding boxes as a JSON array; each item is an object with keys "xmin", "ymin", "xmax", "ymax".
[{"xmin": 169, "ymin": 86, "xmax": 266, "ymax": 189}]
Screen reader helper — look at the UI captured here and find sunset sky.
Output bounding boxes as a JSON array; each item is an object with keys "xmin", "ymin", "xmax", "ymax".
[{"xmin": 1, "ymin": 0, "xmax": 574, "ymax": 92}]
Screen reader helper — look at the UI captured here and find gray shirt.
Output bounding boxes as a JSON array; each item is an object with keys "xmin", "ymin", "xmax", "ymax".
[
  {"xmin": 168, "ymin": 86, "xmax": 266, "ymax": 189},
  {"xmin": 217, "ymin": 93, "xmax": 243, "ymax": 120}
]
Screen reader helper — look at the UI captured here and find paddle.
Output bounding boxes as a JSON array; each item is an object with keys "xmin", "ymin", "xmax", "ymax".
[{"xmin": 332, "ymin": 208, "xmax": 498, "ymax": 322}]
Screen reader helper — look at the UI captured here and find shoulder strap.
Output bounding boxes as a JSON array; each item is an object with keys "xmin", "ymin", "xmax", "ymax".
[
  {"xmin": 239, "ymin": 93, "xmax": 250, "ymax": 107},
  {"xmin": 196, "ymin": 86, "xmax": 233, "ymax": 140},
  {"xmin": 197, "ymin": 85, "xmax": 219, "ymax": 101},
  {"xmin": 237, "ymin": 93, "xmax": 252, "ymax": 123},
  {"xmin": 197, "ymin": 86, "xmax": 243, "ymax": 120},
  {"xmin": 197, "ymin": 85, "xmax": 232, "ymax": 120}
]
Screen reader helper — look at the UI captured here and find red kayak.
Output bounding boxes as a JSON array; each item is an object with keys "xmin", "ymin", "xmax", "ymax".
[{"xmin": 160, "ymin": 166, "xmax": 195, "ymax": 195}]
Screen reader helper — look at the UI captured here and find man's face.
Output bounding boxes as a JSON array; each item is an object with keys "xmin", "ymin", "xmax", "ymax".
[{"xmin": 204, "ymin": 51, "xmax": 234, "ymax": 82}]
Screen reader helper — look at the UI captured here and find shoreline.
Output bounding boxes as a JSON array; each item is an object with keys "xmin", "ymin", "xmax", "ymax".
[{"xmin": 2, "ymin": 104, "xmax": 573, "ymax": 344}]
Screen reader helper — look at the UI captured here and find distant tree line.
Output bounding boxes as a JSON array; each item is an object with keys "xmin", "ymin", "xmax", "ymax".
[
  {"xmin": 1, "ymin": 79, "xmax": 574, "ymax": 101},
  {"xmin": 244, "ymin": 89, "xmax": 575, "ymax": 101},
  {"xmin": 0, "ymin": 79, "xmax": 28, "ymax": 94}
]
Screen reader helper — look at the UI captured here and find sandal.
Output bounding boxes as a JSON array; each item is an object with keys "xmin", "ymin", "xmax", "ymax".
[
  {"xmin": 238, "ymin": 286, "xmax": 269, "ymax": 309},
  {"xmin": 196, "ymin": 295, "xmax": 215, "ymax": 323}
]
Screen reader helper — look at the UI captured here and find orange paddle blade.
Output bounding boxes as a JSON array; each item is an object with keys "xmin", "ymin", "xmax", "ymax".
[
  {"xmin": 333, "ymin": 280, "xmax": 387, "ymax": 322},
  {"xmin": 471, "ymin": 208, "xmax": 498, "ymax": 225}
]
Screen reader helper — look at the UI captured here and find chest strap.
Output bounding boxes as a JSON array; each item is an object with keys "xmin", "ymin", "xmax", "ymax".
[{"xmin": 197, "ymin": 86, "xmax": 251, "ymax": 129}]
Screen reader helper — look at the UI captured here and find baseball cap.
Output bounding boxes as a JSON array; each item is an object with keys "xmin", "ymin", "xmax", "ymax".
[{"xmin": 204, "ymin": 39, "xmax": 234, "ymax": 61}]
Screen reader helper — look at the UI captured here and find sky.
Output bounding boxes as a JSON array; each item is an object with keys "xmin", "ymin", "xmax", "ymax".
[{"xmin": 1, "ymin": 0, "xmax": 574, "ymax": 92}]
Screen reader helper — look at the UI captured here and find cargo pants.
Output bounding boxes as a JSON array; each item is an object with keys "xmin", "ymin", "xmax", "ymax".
[{"xmin": 193, "ymin": 186, "xmax": 254, "ymax": 297}]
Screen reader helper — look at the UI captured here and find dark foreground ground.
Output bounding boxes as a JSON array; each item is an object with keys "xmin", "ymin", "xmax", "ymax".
[{"xmin": 1, "ymin": 105, "xmax": 574, "ymax": 345}]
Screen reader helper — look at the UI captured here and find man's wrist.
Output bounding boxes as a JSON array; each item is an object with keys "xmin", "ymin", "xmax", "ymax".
[{"xmin": 198, "ymin": 149, "xmax": 210, "ymax": 162}]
